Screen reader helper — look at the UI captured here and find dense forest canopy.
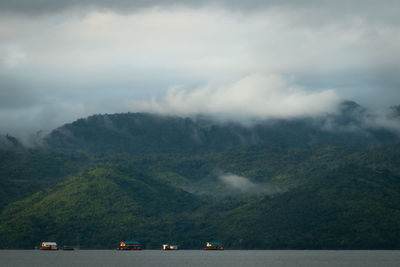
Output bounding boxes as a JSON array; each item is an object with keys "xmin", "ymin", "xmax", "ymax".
[{"xmin": 1, "ymin": 102, "xmax": 400, "ymax": 249}]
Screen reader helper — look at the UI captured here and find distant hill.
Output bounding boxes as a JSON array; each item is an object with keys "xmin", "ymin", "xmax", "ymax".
[
  {"xmin": 43, "ymin": 101, "xmax": 400, "ymax": 154},
  {"xmin": 1, "ymin": 101, "xmax": 400, "ymax": 249}
]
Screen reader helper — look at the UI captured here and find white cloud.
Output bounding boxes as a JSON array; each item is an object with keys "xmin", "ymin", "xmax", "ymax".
[
  {"xmin": 218, "ymin": 173, "xmax": 257, "ymax": 192},
  {"xmin": 140, "ymin": 73, "xmax": 341, "ymax": 118},
  {"xmin": 0, "ymin": 4, "xmax": 399, "ymax": 134},
  {"xmin": 217, "ymin": 172, "xmax": 285, "ymax": 195},
  {"xmin": 364, "ymin": 110, "xmax": 400, "ymax": 133},
  {"xmin": 0, "ymin": 45, "xmax": 27, "ymax": 68}
]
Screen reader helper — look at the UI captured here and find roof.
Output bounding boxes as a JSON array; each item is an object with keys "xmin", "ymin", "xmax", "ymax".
[
  {"xmin": 122, "ymin": 241, "xmax": 141, "ymax": 245},
  {"xmin": 208, "ymin": 242, "xmax": 223, "ymax": 246},
  {"xmin": 42, "ymin": 242, "xmax": 57, "ymax": 246}
]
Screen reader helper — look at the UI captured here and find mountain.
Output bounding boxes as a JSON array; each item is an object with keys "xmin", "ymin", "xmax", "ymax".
[
  {"xmin": 43, "ymin": 102, "xmax": 400, "ymax": 154},
  {"xmin": 1, "ymin": 101, "xmax": 400, "ymax": 249}
]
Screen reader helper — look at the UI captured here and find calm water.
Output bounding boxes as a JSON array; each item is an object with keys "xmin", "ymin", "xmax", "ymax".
[{"xmin": 1, "ymin": 250, "xmax": 400, "ymax": 267}]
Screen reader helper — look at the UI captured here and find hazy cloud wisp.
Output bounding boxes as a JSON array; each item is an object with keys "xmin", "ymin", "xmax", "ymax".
[
  {"xmin": 140, "ymin": 74, "xmax": 341, "ymax": 119},
  {"xmin": 218, "ymin": 172, "xmax": 284, "ymax": 195}
]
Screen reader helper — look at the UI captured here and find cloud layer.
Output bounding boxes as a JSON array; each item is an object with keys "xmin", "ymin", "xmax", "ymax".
[
  {"xmin": 141, "ymin": 74, "xmax": 340, "ymax": 118},
  {"xmin": 0, "ymin": 1, "xmax": 399, "ymax": 135}
]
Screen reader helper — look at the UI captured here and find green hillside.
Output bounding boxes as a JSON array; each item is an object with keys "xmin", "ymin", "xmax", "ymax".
[
  {"xmin": 1, "ymin": 110, "xmax": 400, "ymax": 249},
  {"xmin": 0, "ymin": 150, "xmax": 90, "ymax": 211},
  {"xmin": 0, "ymin": 166, "xmax": 200, "ymax": 249},
  {"xmin": 2, "ymin": 159, "xmax": 400, "ymax": 249},
  {"xmin": 44, "ymin": 108, "xmax": 400, "ymax": 154},
  {"xmin": 212, "ymin": 165, "xmax": 400, "ymax": 249}
]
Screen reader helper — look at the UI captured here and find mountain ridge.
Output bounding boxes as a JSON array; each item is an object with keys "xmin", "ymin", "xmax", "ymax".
[
  {"xmin": 42, "ymin": 101, "xmax": 400, "ymax": 154},
  {"xmin": 1, "ymin": 101, "xmax": 400, "ymax": 249}
]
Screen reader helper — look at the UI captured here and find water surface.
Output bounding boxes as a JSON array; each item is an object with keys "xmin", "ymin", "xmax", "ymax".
[{"xmin": 1, "ymin": 250, "xmax": 400, "ymax": 267}]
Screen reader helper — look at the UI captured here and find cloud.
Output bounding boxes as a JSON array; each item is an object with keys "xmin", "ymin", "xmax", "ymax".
[
  {"xmin": 140, "ymin": 74, "xmax": 340, "ymax": 118},
  {"xmin": 217, "ymin": 172, "xmax": 284, "ymax": 195},
  {"xmin": 0, "ymin": 2, "xmax": 399, "ymax": 135},
  {"xmin": 1, "ymin": 0, "xmax": 400, "ymax": 26},
  {"xmin": 361, "ymin": 108, "xmax": 400, "ymax": 134},
  {"xmin": 0, "ymin": 45, "xmax": 27, "ymax": 68},
  {"xmin": 219, "ymin": 173, "xmax": 257, "ymax": 192}
]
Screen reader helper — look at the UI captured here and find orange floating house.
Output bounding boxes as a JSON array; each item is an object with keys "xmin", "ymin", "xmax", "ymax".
[
  {"xmin": 40, "ymin": 242, "xmax": 58, "ymax": 250},
  {"xmin": 204, "ymin": 242, "xmax": 224, "ymax": 250},
  {"xmin": 117, "ymin": 241, "xmax": 142, "ymax": 250}
]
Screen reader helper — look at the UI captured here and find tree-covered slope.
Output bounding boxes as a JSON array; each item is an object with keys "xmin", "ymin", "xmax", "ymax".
[
  {"xmin": 1, "ymin": 106, "xmax": 400, "ymax": 249},
  {"xmin": 0, "ymin": 150, "xmax": 90, "ymax": 211},
  {"xmin": 2, "ymin": 162, "xmax": 400, "ymax": 249},
  {"xmin": 205, "ymin": 165, "xmax": 400, "ymax": 249},
  {"xmin": 100, "ymin": 144, "xmax": 400, "ymax": 195},
  {"xmin": 43, "ymin": 103, "xmax": 400, "ymax": 154},
  {"xmin": 0, "ymin": 166, "xmax": 200, "ymax": 249}
]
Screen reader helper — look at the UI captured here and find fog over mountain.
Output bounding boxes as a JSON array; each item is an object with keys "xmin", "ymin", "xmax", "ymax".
[{"xmin": 0, "ymin": 0, "xmax": 399, "ymax": 136}]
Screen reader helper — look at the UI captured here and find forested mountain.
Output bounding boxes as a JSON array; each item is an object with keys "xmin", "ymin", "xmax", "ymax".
[
  {"xmin": 1, "ymin": 101, "xmax": 400, "ymax": 249},
  {"xmin": 43, "ymin": 101, "xmax": 400, "ymax": 154}
]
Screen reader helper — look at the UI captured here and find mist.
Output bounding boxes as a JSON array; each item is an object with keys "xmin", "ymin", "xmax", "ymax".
[
  {"xmin": 219, "ymin": 173, "xmax": 258, "ymax": 193},
  {"xmin": 181, "ymin": 171, "xmax": 285, "ymax": 196}
]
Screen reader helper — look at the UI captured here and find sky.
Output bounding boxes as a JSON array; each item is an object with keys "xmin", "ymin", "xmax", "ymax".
[{"xmin": 0, "ymin": 0, "xmax": 399, "ymax": 135}]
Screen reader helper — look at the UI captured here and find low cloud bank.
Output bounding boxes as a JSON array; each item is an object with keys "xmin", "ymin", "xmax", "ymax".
[
  {"xmin": 366, "ymin": 107, "xmax": 400, "ymax": 133},
  {"xmin": 319, "ymin": 101, "xmax": 400, "ymax": 136},
  {"xmin": 140, "ymin": 74, "xmax": 341, "ymax": 120}
]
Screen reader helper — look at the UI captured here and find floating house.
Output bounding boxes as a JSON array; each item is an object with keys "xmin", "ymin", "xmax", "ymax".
[
  {"xmin": 62, "ymin": 245, "xmax": 74, "ymax": 251},
  {"xmin": 162, "ymin": 244, "xmax": 178, "ymax": 250},
  {"xmin": 117, "ymin": 241, "xmax": 142, "ymax": 250},
  {"xmin": 204, "ymin": 242, "xmax": 224, "ymax": 250},
  {"xmin": 40, "ymin": 242, "xmax": 58, "ymax": 250}
]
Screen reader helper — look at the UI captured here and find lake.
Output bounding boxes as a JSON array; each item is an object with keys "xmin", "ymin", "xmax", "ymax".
[{"xmin": 1, "ymin": 250, "xmax": 400, "ymax": 267}]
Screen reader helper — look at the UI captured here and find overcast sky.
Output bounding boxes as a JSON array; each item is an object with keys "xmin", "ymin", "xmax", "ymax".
[{"xmin": 1, "ymin": 0, "xmax": 399, "ymax": 135}]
